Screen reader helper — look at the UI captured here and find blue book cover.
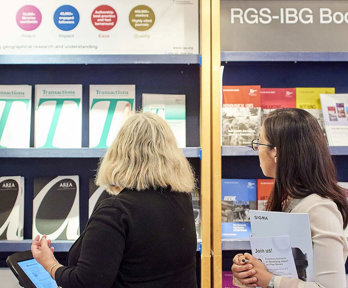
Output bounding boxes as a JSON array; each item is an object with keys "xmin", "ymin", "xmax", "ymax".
[{"xmin": 221, "ymin": 179, "xmax": 256, "ymax": 239}]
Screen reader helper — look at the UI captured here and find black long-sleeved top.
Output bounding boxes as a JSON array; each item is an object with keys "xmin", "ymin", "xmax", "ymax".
[{"xmin": 55, "ymin": 188, "xmax": 197, "ymax": 288}]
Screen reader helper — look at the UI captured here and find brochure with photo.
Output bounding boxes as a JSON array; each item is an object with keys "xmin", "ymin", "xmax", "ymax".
[
  {"xmin": 221, "ymin": 179, "xmax": 256, "ymax": 239},
  {"xmin": 320, "ymin": 93, "xmax": 348, "ymax": 146},
  {"xmin": 222, "ymin": 85, "xmax": 261, "ymax": 146}
]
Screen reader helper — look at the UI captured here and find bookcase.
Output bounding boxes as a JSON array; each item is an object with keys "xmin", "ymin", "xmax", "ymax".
[
  {"xmin": 211, "ymin": 1, "xmax": 348, "ymax": 288},
  {"xmin": 0, "ymin": 2, "xmax": 212, "ymax": 288}
]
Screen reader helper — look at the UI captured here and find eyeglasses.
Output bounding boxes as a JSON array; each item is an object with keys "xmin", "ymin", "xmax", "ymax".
[{"xmin": 251, "ymin": 139, "xmax": 274, "ymax": 151}]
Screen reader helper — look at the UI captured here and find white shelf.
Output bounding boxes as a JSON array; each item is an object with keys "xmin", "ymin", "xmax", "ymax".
[
  {"xmin": 0, "ymin": 147, "xmax": 201, "ymax": 158},
  {"xmin": 222, "ymin": 239, "xmax": 251, "ymax": 251},
  {"xmin": 221, "ymin": 51, "xmax": 348, "ymax": 62},
  {"xmin": 0, "ymin": 54, "xmax": 200, "ymax": 65},
  {"xmin": 222, "ymin": 146, "xmax": 348, "ymax": 156},
  {"xmin": 0, "ymin": 239, "xmax": 202, "ymax": 252},
  {"xmin": 0, "ymin": 240, "xmax": 74, "ymax": 253}
]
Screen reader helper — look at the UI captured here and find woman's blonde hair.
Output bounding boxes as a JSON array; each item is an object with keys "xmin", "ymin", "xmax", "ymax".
[{"xmin": 96, "ymin": 112, "xmax": 195, "ymax": 194}]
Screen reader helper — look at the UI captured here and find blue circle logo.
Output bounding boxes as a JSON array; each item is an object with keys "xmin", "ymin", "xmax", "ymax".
[{"xmin": 54, "ymin": 5, "xmax": 79, "ymax": 31}]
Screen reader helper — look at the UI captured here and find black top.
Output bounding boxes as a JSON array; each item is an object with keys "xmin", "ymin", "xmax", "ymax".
[{"xmin": 55, "ymin": 188, "xmax": 197, "ymax": 288}]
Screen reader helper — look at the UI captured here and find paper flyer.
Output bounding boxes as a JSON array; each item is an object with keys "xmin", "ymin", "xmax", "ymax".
[
  {"xmin": 250, "ymin": 235, "xmax": 298, "ymax": 278},
  {"xmin": 250, "ymin": 210, "xmax": 313, "ymax": 281}
]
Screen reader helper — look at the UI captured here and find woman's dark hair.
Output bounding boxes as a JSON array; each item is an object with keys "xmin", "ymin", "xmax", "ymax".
[{"xmin": 264, "ymin": 108, "xmax": 348, "ymax": 228}]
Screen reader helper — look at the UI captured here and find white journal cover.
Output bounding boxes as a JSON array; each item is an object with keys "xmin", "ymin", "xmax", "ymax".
[
  {"xmin": 0, "ymin": 85, "xmax": 31, "ymax": 148},
  {"xmin": 250, "ymin": 235, "xmax": 298, "ymax": 278},
  {"xmin": 89, "ymin": 85, "xmax": 135, "ymax": 148},
  {"xmin": 0, "ymin": 176, "xmax": 24, "ymax": 240},
  {"xmin": 142, "ymin": 93, "xmax": 186, "ymax": 148},
  {"xmin": 35, "ymin": 84, "xmax": 82, "ymax": 148},
  {"xmin": 33, "ymin": 176, "xmax": 80, "ymax": 240},
  {"xmin": 250, "ymin": 210, "xmax": 314, "ymax": 282},
  {"xmin": 320, "ymin": 94, "xmax": 348, "ymax": 146},
  {"xmin": 191, "ymin": 190, "xmax": 201, "ymax": 241},
  {"xmin": 88, "ymin": 178, "xmax": 110, "ymax": 217}
]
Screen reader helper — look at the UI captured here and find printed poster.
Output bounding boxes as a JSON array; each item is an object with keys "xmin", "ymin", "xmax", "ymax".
[{"xmin": 0, "ymin": 0, "xmax": 198, "ymax": 55}]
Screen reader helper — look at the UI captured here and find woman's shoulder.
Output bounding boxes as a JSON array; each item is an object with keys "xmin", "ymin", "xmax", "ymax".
[
  {"xmin": 292, "ymin": 193, "xmax": 337, "ymax": 212},
  {"xmin": 291, "ymin": 194, "xmax": 343, "ymax": 224}
]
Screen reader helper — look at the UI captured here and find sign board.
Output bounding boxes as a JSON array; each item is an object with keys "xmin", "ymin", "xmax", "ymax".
[
  {"xmin": 221, "ymin": 0, "xmax": 348, "ymax": 52},
  {"xmin": 0, "ymin": 0, "xmax": 198, "ymax": 55}
]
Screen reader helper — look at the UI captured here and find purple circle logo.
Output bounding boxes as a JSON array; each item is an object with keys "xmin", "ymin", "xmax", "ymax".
[{"xmin": 16, "ymin": 5, "xmax": 42, "ymax": 31}]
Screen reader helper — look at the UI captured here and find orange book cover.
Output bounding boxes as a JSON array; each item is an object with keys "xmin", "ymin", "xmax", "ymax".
[
  {"xmin": 257, "ymin": 179, "xmax": 274, "ymax": 210},
  {"xmin": 222, "ymin": 85, "xmax": 261, "ymax": 107}
]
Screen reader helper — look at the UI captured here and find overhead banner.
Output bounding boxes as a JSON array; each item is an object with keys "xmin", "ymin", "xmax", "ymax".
[
  {"xmin": 221, "ymin": 0, "xmax": 348, "ymax": 52},
  {"xmin": 0, "ymin": 0, "xmax": 198, "ymax": 55}
]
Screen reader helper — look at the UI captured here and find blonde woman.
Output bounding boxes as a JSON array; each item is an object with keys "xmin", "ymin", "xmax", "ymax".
[{"xmin": 31, "ymin": 112, "xmax": 198, "ymax": 288}]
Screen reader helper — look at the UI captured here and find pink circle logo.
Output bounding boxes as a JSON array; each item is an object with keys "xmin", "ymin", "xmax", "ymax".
[
  {"xmin": 91, "ymin": 5, "xmax": 117, "ymax": 31},
  {"xmin": 16, "ymin": 5, "xmax": 42, "ymax": 31}
]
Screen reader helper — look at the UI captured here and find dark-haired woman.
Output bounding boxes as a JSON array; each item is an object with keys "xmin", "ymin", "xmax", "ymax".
[{"xmin": 232, "ymin": 108, "xmax": 348, "ymax": 288}]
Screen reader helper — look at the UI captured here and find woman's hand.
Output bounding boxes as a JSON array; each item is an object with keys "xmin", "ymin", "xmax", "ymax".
[
  {"xmin": 232, "ymin": 253, "xmax": 258, "ymax": 287},
  {"xmin": 232, "ymin": 253, "xmax": 274, "ymax": 288},
  {"xmin": 31, "ymin": 235, "xmax": 57, "ymax": 271}
]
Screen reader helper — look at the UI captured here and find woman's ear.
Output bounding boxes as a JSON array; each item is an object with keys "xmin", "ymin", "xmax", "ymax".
[{"xmin": 273, "ymin": 147, "xmax": 277, "ymax": 163}]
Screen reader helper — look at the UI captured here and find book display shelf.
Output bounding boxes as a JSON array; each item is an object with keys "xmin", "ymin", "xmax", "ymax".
[
  {"xmin": 0, "ymin": 2, "xmax": 212, "ymax": 288},
  {"xmin": 211, "ymin": 1, "xmax": 348, "ymax": 287}
]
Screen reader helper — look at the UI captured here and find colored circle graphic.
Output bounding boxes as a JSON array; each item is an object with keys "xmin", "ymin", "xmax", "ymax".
[
  {"xmin": 54, "ymin": 5, "xmax": 80, "ymax": 31},
  {"xmin": 129, "ymin": 5, "xmax": 155, "ymax": 31},
  {"xmin": 91, "ymin": 5, "xmax": 117, "ymax": 31},
  {"xmin": 16, "ymin": 5, "xmax": 42, "ymax": 31}
]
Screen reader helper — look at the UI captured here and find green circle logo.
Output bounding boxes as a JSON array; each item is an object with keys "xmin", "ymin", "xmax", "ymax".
[{"xmin": 129, "ymin": 5, "xmax": 155, "ymax": 31}]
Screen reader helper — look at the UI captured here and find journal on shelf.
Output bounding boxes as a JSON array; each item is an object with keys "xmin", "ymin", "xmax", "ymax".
[
  {"xmin": 192, "ymin": 190, "xmax": 201, "ymax": 241},
  {"xmin": 296, "ymin": 87, "xmax": 335, "ymax": 135},
  {"xmin": 320, "ymin": 93, "xmax": 348, "ymax": 146},
  {"xmin": 222, "ymin": 85, "xmax": 261, "ymax": 146},
  {"xmin": 34, "ymin": 84, "xmax": 82, "ymax": 148},
  {"xmin": 221, "ymin": 179, "xmax": 256, "ymax": 239},
  {"xmin": 260, "ymin": 88, "xmax": 296, "ymax": 122},
  {"xmin": 89, "ymin": 85, "xmax": 136, "ymax": 148},
  {"xmin": 0, "ymin": 176, "xmax": 24, "ymax": 240},
  {"xmin": 33, "ymin": 175, "xmax": 80, "ymax": 240},
  {"xmin": 88, "ymin": 178, "xmax": 110, "ymax": 217},
  {"xmin": 257, "ymin": 179, "xmax": 274, "ymax": 211},
  {"xmin": 0, "ymin": 85, "xmax": 31, "ymax": 148},
  {"xmin": 142, "ymin": 93, "xmax": 186, "ymax": 148}
]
